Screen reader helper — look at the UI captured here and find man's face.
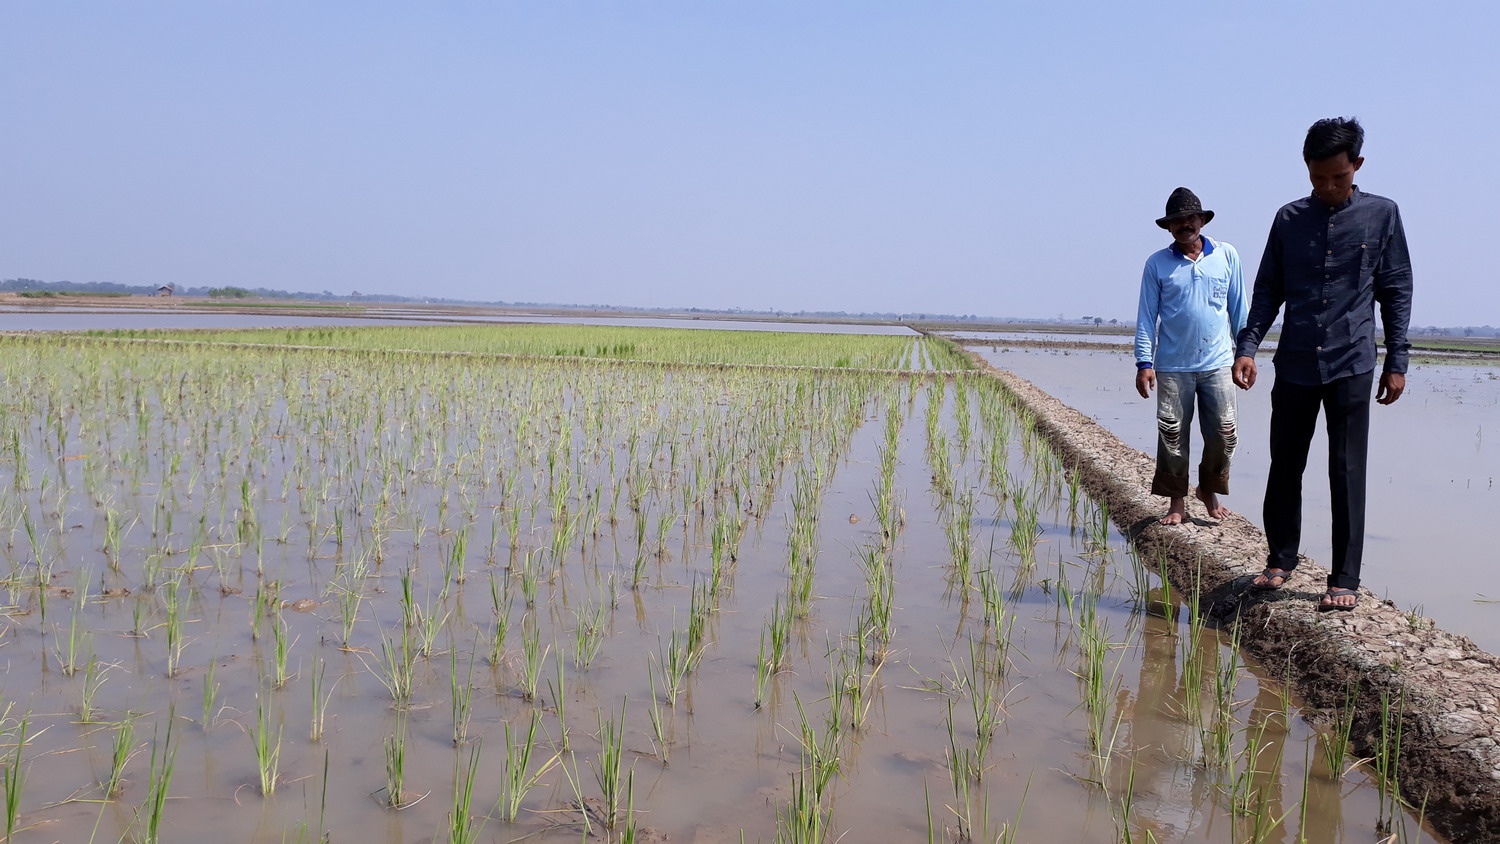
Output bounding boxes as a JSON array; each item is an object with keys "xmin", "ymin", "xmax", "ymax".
[
  {"xmin": 1307, "ymin": 154, "xmax": 1364, "ymax": 206},
  {"xmin": 1166, "ymin": 214, "xmax": 1204, "ymax": 248}
]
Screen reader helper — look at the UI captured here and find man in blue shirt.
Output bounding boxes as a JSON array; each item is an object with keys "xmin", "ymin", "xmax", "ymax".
[
  {"xmin": 1233, "ymin": 117, "xmax": 1413, "ymax": 611},
  {"xmin": 1135, "ymin": 187, "xmax": 1248, "ymax": 525}
]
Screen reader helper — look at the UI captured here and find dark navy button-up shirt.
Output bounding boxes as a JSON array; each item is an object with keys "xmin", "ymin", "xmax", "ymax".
[{"xmin": 1235, "ymin": 187, "xmax": 1413, "ymax": 385}]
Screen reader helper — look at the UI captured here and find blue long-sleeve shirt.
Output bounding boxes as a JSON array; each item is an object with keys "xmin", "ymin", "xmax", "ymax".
[
  {"xmin": 1135, "ymin": 236, "xmax": 1248, "ymax": 373},
  {"xmin": 1235, "ymin": 187, "xmax": 1413, "ymax": 385}
]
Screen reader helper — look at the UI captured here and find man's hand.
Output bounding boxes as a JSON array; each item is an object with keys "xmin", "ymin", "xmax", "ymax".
[
  {"xmin": 1135, "ymin": 368, "xmax": 1155, "ymax": 399},
  {"xmin": 1231, "ymin": 355, "xmax": 1257, "ymax": 390},
  {"xmin": 1377, "ymin": 371, "xmax": 1406, "ymax": 405}
]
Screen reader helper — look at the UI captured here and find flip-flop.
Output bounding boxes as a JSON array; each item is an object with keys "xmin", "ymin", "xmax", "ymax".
[
  {"xmin": 1317, "ymin": 588, "xmax": 1359, "ymax": 612},
  {"xmin": 1250, "ymin": 568, "xmax": 1291, "ymax": 591}
]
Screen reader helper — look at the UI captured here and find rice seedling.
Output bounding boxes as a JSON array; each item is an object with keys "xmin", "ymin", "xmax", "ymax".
[
  {"xmin": 447, "ymin": 740, "xmax": 486, "ymax": 844},
  {"xmin": 415, "ymin": 591, "xmax": 450, "ymax": 659},
  {"xmin": 762, "ymin": 595, "xmax": 795, "ymax": 677},
  {"xmin": 1319, "ymin": 684, "xmax": 1359, "ymax": 777},
  {"xmin": 774, "ymin": 765, "xmax": 832, "ymax": 844},
  {"xmin": 270, "ymin": 610, "xmax": 294, "ymax": 688},
  {"xmin": 652, "ymin": 628, "xmax": 699, "ymax": 707},
  {"xmin": 1074, "ymin": 596, "xmax": 1129, "ymax": 781},
  {"xmin": 1202, "ymin": 626, "xmax": 1246, "ymax": 770},
  {"xmin": 647, "ymin": 670, "xmax": 672, "ymax": 765},
  {"xmin": 488, "ymin": 571, "xmax": 512, "ymax": 665},
  {"xmin": 252, "ymin": 688, "xmax": 282, "ymax": 796},
  {"xmin": 134, "ymin": 716, "xmax": 176, "ymax": 844},
  {"xmin": 785, "ymin": 695, "xmax": 841, "ymax": 803},
  {"xmin": 591, "ymin": 699, "xmax": 629, "ymax": 828},
  {"xmin": 1007, "ymin": 489, "xmax": 1043, "ymax": 568},
  {"xmin": 365, "ymin": 623, "xmax": 416, "ymax": 705},
  {"xmin": 160, "ymin": 576, "xmax": 188, "ymax": 677},
  {"xmin": 450, "ymin": 642, "xmax": 476, "ymax": 745},
  {"xmin": 944, "ymin": 703, "xmax": 984, "ymax": 841},
  {"xmin": 78, "ymin": 655, "xmax": 110, "ymax": 722},
  {"xmin": 1375, "ymin": 687, "xmax": 1408, "ymax": 835},
  {"xmin": 54, "ymin": 581, "xmax": 92, "ymax": 676},
  {"xmin": 518, "ymin": 613, "xmax": 548, "ymax": 702},
  {"xmin": 965, "ymin": 640, "xmax": 1003, "ymax": 768},
  {"xmin": 573, "ymin": 592, "xmax": 610, "ymax": 670},
  {"xmin": 201, "ymin": 658, "xmax": 221, "ymax": 729},
  {"xmin": 105, "ymin": 717, "xmax": 138, "ymax": 798},
  {"xmin": 383, "ymin": 710, "xmax": 409, "ymax": 808},
  {"xmin": 686, "ymin": 576, "xmax": 715, "ymax": 654},
  {"xmin": 3, "ymin": 718, "xmax": 27, "ymax": 840},
  {"xmin": 330, "ymin": 554, "xmax": 369, "ymax": 647},
  {"xmin": 944, "ymin": 490, "xmax": 977, "ymax": 587},
  {"xmin": 825, "ymin": 636, "xmax": 881, "ymax": 732},
  {"xmin": 309, "ymin": 656, "xmax": 334, "ymax": 742},
  {"xmin": 497, "ymin": 710, "xmax": 561, "ymax": 822}
]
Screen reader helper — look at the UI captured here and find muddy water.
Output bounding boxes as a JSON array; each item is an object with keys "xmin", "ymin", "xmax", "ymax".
[
  {"xmin": 971, "ymin": 344, "xmax": 1500, "ymax": 656},
  {"xmin": 0, "ymin": 339, "xmax": 1437, "ymax": 843}
]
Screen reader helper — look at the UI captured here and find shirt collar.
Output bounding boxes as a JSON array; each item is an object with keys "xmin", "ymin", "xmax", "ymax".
[
  {"xmin": 1314, "ymin": 185, "xmax": 1361, "ymax": 212},
  {"xmin": 1169, "ymin": 235, "xmax": 1216, "ymax": 257}
]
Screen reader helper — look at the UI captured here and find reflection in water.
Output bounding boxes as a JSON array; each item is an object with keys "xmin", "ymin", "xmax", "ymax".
[
  {"xmin": 1124, "ymin": 613, "xmax": 1204, "ymax": 841},
  {"xmin": 1115, "ymin": 610, "xmax": 1369, "ymax": 844}
]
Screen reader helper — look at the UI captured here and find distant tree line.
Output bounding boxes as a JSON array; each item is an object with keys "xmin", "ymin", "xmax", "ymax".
[{"xmin": 6, "ymin": 277, "xmax": 1492, "ymax": 336}]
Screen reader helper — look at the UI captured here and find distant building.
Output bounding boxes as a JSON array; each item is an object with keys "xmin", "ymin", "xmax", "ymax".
[{"xmin": 157, "ymin": 284, "xmax": 175, "ymax": 297}]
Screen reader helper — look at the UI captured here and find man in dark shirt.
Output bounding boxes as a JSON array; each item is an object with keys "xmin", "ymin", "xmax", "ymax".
[{"xmin": 1232, "ymin": 116, "xmax": 1413, "ymax": 611}]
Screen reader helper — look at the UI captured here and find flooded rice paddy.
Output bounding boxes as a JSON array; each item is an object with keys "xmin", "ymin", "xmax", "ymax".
[
  {"xmin": 969, "ymin": 343, "xmax": 1500, "ymax": 657},
  {"xmin": 0, "ymin": 308, "xmax": 918, "ymax": 336},
  {"xmin": 0, "ymin": 329, "xmax": 1437, "ymax": 842}
]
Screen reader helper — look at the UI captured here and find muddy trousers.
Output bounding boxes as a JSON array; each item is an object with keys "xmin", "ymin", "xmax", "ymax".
[
  {"xmin": 1263, "ymin": 370, "xmax": 1372, "ymax": 590},
  {"xmin": 1151, "ymin": 367, "xmax": 1237, "ymax": 498}
]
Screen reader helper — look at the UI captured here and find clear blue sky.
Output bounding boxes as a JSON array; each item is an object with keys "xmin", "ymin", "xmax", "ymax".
[{"xmin": 3, "ymin": 2, "xmax": 1494, "ymax": 325}]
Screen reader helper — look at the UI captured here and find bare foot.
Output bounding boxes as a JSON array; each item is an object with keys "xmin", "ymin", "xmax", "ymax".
[
  {"xmin": 1251, "ymin": 568, "xmax": 1290, "ymax": 590},
  {"xmin": 1158, "ymin": 498, "xmax": 1187, "ymax": 525},
  {"xmin": 1195, "ymin": 488, "xmax": 1230, "ymax": 520}
]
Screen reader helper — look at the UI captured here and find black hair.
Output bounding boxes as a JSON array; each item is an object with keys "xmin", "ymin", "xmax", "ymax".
[{"xmin": 1303, "ymin": 117, "xmax": 1364, "ymax": 163}]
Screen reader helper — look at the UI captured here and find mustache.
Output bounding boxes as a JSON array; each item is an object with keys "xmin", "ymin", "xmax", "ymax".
[{"xmin": 1174, "ymin": 227, "xmax": 1197, "ymax": 236}]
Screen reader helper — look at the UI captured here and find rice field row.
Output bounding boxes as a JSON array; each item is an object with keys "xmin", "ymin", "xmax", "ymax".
[
  {"xmin": 82, "ymin": 324, "xmax": 976, "ymax": 371},
  {"xmin": 0, "ymin": 330, "xmax": 1431, "ymax": 843}
]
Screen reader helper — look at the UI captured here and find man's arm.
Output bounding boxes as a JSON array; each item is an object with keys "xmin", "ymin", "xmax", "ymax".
[
  {"xmin": 1226, "ymin": 243, "xmax": 1248, "ymax": 339},
  {"xmin": 1374, "ymin": 204, "xmax": 1414, "ymax": 405},
  {"xmin": 1134, "ymin": 258, "xmax": 1159, "ymax": 398},
  {"xmin": 1233, "ymin": 218, "xmax": 1286, "ymax": 390}
]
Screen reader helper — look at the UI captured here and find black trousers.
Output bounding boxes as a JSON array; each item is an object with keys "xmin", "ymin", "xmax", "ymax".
[{"xmin": 1263, "ymin": 370, "xmax": 1373, "ymax": 590}]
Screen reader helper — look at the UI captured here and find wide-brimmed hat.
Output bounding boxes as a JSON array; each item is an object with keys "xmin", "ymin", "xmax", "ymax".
[{"xmin": 1156, "ymin": 187, "xmax": 1214, "ymax": 228}]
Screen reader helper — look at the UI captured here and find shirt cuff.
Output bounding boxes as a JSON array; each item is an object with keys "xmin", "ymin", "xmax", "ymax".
[{"xmin": 1136, "ymin": 361, "xmax": 1153, "ymax": 370}]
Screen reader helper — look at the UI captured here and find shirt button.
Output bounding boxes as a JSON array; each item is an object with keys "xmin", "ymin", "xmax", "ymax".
[
  {"xmin": 1329, "ymin": 223, "xmax": 1334, "ymax": 229},
  {"xmin": 1327, "ymin": 250, "xmax": 1333, "ymax": 255},
  {"xmin": 1324, "ymin": 274, "xmax": 1330, "ymax": 279},
  {"xmin": 1322, "ymin": 299, "xmax": 1328, "ymax": 304},
  {"xmin": 1316, "ymin": 346, "xmax": 1323, "ymax": 351}
]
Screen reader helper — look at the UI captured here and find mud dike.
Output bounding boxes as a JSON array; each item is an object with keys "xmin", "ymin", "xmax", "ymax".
[{"xmin": 972, "ymin": 353, "xmax": 1500, "ymax": 843}]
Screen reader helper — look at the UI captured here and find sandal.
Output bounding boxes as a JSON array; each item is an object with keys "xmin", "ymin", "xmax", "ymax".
[
  {"xmin": 1317, "ymin": 588, "xmax": 1359, "ymax": 612},
  {"xmin": 1251, "ymin": 568, "xmax": 1291, "ymax": 591}
]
